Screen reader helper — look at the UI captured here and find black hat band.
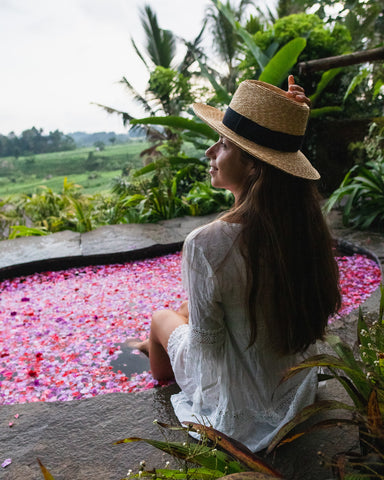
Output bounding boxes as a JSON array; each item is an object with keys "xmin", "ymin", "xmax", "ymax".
[{"xmin": 222, "ymin": 107, "xmax": 304, "ymax": 153}]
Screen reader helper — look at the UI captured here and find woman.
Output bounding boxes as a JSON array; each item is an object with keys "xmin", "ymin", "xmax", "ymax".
[{"xmin": 132, "ymin": 76, "xmax": 341, "ymax": 452}]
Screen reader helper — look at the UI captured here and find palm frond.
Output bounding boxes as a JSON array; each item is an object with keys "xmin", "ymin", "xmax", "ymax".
[{"xmin": 119, "ymin": 76, "xmax": 155, "ymax": 115}]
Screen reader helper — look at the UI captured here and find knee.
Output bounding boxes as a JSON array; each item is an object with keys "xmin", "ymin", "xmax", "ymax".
[{"xmin": 151, "ymin": 309, "xmax": 170, "ymax": 327}]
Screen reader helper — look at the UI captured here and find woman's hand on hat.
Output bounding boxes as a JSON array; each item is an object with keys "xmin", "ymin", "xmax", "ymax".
[{"xmin": 286, "ymin": 75, "xmax": 311, "ymax": 107}]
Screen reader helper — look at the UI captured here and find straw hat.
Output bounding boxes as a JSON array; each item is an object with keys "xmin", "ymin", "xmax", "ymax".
[{"xmin": 193, "ymin": 80, "xmax": 320, "ymax": 180}]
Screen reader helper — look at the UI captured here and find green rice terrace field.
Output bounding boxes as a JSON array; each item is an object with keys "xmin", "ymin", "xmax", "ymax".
[{"xmin": 0, "ymin": 141, "xmax": 150, "ymax": 196}]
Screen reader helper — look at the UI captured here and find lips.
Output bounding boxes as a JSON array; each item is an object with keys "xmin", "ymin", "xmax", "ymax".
[{"xmin": 209, "ymin": 164, "xmax": 218, "ymax": 174}]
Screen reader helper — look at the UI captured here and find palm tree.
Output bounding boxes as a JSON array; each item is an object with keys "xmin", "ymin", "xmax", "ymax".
[
  {"xmin": 95, "ymin": 4, "xmax": 205, "ymax": 148},
  {"xmin": 204, "ymin": 0, "xmax": 255, "ymax": 93},
  {"xmin": 133, "ymin": 5, "xmax": 176, "ymax": 70}
]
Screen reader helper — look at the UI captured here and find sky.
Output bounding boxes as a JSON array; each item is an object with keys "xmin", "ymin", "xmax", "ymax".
[{"xmin": 0, "ymin": 0, "xmax": 217, "ymax": 136}]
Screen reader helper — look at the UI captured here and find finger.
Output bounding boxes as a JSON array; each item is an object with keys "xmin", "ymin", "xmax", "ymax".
[
  {"xmin": 295, "ymin": 94, "xmax": 311, "ymax": 107},
  {"xmin": 289, "ymin": 84, "xmax": 305, "ymax": 94},
  {"xmin": 288, "ymin": 74, "xmax": 295, "ymax": 86}
]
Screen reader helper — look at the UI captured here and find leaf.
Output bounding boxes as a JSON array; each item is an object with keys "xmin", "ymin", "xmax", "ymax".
[
  {"xmin": 343, "ymin": 67, "xmax": 370, "ymax": 102},
  {"xmin": 37, "ymin": 459, "xmax": 56, "ymax": 480},
  {"xmin": 218, "ymin": 473, "xmax": 285, "ymax": 480},
  {"xmin": 212, "ymin": 0, "xmax": 269, "ymax": 70},
  {"xmin": 309, "ymin": 68, "xmax": 343, "ymax": 106},
  {"xmin": 136, "ymin": 467, "xmax": 225, "ymax": 479},
  {"xmin": 267, "ymin": 400, "xmax": 356, "ymax": 453},
  {"xmin": 184, "ymin": 423, "xmax": 283, "ymax": 478},
  {"xmin": 8, "ymin": 225, "xmax": 49, "ymax": 239},
  {"xmin": 259, "ymin": 38, "xmax": 307, "ymax": 87},
  {"xmin": 367, "ymin": 390, "xmax": 384, "ymax": 435},
  {"xmin": 115, "ymin": 437, "xmax": 247, "ymax": 474},
  {"xmin": 277, "ymin": 418, "xmax": 357, "ymax": 447},
  {"xmin": 194, "ymin": 56, "xmax": 232, "ymax": 104},
  {"xmin": 309, "ymin": 106, "xmax": 343, "ymax": 118},
  {"xmin": 373, "ymin": 79, "xmax": 384, "ymax": 98},
  {"xmin": 130, "ymin": 116, "xmax": 218, "ymax": 141},
  {"xmin": 281, "ymin": 353, "xmax": 367, "ymax": 385}
]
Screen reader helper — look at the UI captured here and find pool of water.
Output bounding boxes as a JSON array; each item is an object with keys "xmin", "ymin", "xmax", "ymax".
[{"xmin": 0, "ymin": 251, "xmax": 381, "ymax": 405}]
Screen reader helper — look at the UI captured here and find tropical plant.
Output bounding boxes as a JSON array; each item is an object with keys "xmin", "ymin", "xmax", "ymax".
[
  {"xmin": 35, "ymin": 421, "xmax": 285, "ymax": 480},
  {"xmin": 110, "ymin": 155, "xmax": 210, "ymax": 223},
  {"xmin": 13, "ymin": 178, "xmax": 96, "ymax": 235},
  {"xmin": 116, "ymin": 420, "xmax": 284, "ymax": 479},
  {"xmin": 186, "ymin": 182, "xmax": 234, "ymax": 216},
  {"xmin": 204, "ymin": 0, "xmax": 256, "ymax": 94},
  {"xmin": 8, "ymin": 225, "xmax": 49, "ymax": 239},
  {"xmin": 324, "ymin": 122, "xmax": 384, "ymax": 230},
  {"xmin": 267, "ymin": 285, "xmax": 384, "ymax": 478},
  {"xmin": 237, "ymin": 12, "xmax": 351, "ymax": 94},
  {"xmin": 95, "ymin": 4, "xmax": 206, "ymax": 156}
]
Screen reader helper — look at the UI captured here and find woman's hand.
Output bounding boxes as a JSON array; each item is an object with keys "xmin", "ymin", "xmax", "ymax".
[{"xmin": 286, "ymin": 75, "xmax": 311, "ymax": 107}]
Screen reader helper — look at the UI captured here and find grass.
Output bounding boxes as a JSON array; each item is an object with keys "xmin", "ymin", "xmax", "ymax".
[
  {"xmin": 0, "ymin": 141, "xmax": 150, "ymax": 197},
  {"xmin": 0, "ymin": 170, "xmax": 123, "ymax": 196}
]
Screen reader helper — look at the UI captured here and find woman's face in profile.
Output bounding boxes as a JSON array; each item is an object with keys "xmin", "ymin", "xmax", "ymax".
[{"xmin": 205, "ymin": 136, "xmax": 253, "ymax": 198}]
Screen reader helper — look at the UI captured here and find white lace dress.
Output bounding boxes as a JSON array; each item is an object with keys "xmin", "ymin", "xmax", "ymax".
[{"xmin": 167, "ymin": 219, "xmax": 318, "ymax": 452}]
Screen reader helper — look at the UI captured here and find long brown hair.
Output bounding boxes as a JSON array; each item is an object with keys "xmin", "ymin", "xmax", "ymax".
[{"xmin": 222, "ymin": 153, "xmax": 341, "ymax": 356}]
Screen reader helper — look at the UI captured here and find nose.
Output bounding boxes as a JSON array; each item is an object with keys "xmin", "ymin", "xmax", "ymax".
[{"xmin": 205, "ymin": 143, "xmax": 216, "ymax": 158}]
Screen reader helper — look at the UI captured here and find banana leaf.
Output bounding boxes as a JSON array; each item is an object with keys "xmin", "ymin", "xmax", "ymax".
[
  {"xmin": 259, "ymin": 38, "xmax": 307, "ymax": 87},
  {"xmin": 130, "ymin": 116, "xmax": 218, "ymax": 141}
]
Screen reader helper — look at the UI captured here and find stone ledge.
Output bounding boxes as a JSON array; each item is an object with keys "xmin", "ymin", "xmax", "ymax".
[{"xmin": 0, "ymin": 214, "xmax": 218, "ymax": 280}]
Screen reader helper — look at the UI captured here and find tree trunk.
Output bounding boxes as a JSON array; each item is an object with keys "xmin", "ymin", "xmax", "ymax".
[{"xmin": 298, "ymin": 47, "xmax": 384, "ymax": 74}]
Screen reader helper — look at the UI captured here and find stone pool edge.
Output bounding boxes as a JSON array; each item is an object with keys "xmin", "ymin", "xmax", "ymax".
[{"xmin": 0, "ymin": 214, "xmax": 218, "ymax": 280}]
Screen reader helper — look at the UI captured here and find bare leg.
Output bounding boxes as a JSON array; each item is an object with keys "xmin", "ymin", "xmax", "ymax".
[
  {"xmin": 149, "ymin": 309, "xmax": 188, "ymax": 380},
  {"xmin": 125, "ymin": 303, "xmax": 188, "ymax": 380}
]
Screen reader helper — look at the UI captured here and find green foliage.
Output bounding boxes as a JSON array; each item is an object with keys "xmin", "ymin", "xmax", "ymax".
[
  {"xmin": 239, "ymin": 13, "xmax": 351, "ymax": 83},
  {"xmin": 324, "ymin": 123, "xmax": 384, "ymax": 230},
  {"xmin": 186, "ymin": 182, "xmax": 234, "ymax": 216},
  {"xmin": 258, "ymin": 37, "xmax": 306, "ymax": 86},
  {"xmin": 268, "ymin": 285, "xmax": 384, "ymax": 477},
  {"xmin": 8, "ymin": 225, "xmax": 49, "ymax": 239},
  {"xmin": 130, "ymin": 117, "xmax": 217, "ymax": 143},
  {"xmin": 148, "ymin": 67, "xmax": 194, "ymax": 116},
  {"xmin": 116, "ymin": 420, "xmax": 284, "ymax": 479},
  {"xmin": 110, "ymin": 156, "xmax": 213, "ymax": 223}
]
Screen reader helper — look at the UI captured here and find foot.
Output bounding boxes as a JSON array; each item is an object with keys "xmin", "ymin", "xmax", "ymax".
[{"xmin": 124, "ymin": 337, "xmax": 149, "ymax": 357}]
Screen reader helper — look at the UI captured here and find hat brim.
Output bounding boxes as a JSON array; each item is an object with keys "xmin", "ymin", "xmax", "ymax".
[{"xmin": 193, "ymin": 103, "xmax": 320, "ymax": 180}]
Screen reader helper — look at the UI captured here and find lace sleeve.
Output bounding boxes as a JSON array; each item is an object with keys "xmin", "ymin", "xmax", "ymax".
[
  {"xmin": 182, "ymin": 232, "xmax": 225, "ymax": 344},
  {"xmin": 175, "ymin": 232, "xmax": 225, "ymax": 410}
]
